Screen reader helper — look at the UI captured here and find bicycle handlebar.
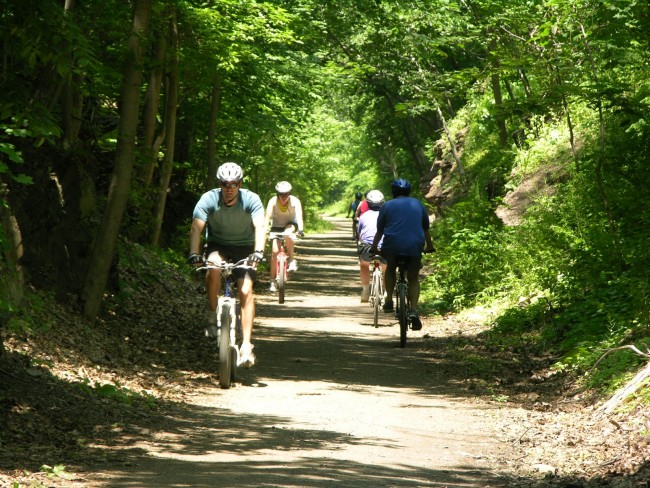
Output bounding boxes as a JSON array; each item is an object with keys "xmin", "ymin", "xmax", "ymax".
[
  {"xmin": 268, "ymin": 232, "xmax": 301, "ymax": 241},
  {"xmin": 196, "ymin": 257, "xmax": 256, "ymax": 272}
]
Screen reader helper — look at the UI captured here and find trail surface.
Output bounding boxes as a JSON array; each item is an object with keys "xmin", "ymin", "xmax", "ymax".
[{"xmin": 88, "ymin": 218, "xmax": 518, "ymax": 487}]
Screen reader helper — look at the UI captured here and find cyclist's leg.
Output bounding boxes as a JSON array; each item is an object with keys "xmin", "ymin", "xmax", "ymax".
[
  {"xmin": 406, "ymin": 256, "xmax": 422, "ymax": 310},
  {"xmin": 205, "ymin": 246, "xmax": 224, "ymax": 311},
  {"xmin": 359, "ymin": 259, "xmax": 370, "ymax": 301},
  {"xmin": 269, "ymin": 238, "xmax": 280, "ymax": 278},
  {"xmin": 406, "ymin": 255, "xmax": 423, "ymax": 330},
  {"xmin": 359, "ymin": 259, "xmax": 370, "ymax": 285},
  {"xmin": 237, "ymin": 273, "xmax": 256, "ymax": 366},
  {"xmin": 283, "ymin": 223, "xmax": 297, "ymax": 259},
  {"xmin": 358, "ymin": 245, "xmax": 371, "ymax": 301},
  {"xmin": 238, "ymin": 275, "xmax": 255, "ymax": 344},
  {"xmin": 382, "ymin": 253, "xmax": 397, "ymax": 310}
]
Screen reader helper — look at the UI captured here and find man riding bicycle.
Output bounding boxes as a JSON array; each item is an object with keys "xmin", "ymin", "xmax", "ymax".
[
  {"xmin": 188, "ymin": 162, "xmax": 266, "ymax": 367},
  {"xmin": 264, "ymin": 181, "xmax": 304, "ymax": 292},
  {"xmin": 370, "ymin": 178, "xmax": 434, "ymax": 330}
]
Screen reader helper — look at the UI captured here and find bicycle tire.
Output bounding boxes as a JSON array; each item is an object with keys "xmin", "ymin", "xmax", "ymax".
[
  {"xmin": 371, "ymin": 271, "xmax": 382, "ymax": 328},
  {"xmin": 218, "ymin": 304, "xmax": 232, "ymax": 389},
  {"xmin": 397, "ymin": 283, "xmax": 407, "ymax": 348},
  {"xmin": 277, "ymin": 253, "xmax": 286, "ymax": 304},
  {"xmin": 230, "ymin": 347, "xmax": 238, "ymax": 382}
]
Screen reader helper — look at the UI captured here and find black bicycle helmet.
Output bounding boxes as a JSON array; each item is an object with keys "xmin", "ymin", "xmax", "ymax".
[
  {"xmin": 391, "ymin": 178, "xmax": 411, "ymax": 197},
  {"xmin": 355, "ymin": 191, "xmax": 362, "ymax": 200}
]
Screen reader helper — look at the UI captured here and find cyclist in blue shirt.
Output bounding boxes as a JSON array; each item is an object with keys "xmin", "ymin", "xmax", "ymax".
[
  {"xmin": 188, "ymin": 162, "xmax": 266, "ymax": 367},
  {"xmin": 370, "ymin": 178, "xmax": 434, "ymax": 330}
]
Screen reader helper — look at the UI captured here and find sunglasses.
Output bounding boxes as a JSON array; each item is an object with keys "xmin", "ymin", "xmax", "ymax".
[
  {"xmin": 220, "ymin": 181, "xmax": 240, "ymax": 189},
  {"xmin": 277, "ymin": 193, "xmax": 290, "ymax": 198}
]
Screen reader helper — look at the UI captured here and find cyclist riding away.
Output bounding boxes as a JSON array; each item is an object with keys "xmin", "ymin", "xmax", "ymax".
[
  {"xmin": 370, "ymin": 178, "xmax": 434, "ymax": 331},
  {"xmin": 188, "ymin": 162, "xmax": 266, "ymax": 367},
  {"xmin": 347, "ymin": 191, "xmax": 363, "ymax": 240},
  {"xmin": 357, "ymin": 190, "xmax": 386, "ymax": 302},
  {"xmin": 264, "ymin": 181, "xmax": 304, "ymax": 292},
  {"xmin": 354, "ymin": 190, "xmax": 372, "ymax": 222}
]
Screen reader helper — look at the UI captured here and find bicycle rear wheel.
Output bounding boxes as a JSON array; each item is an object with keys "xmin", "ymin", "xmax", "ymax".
[
  {"xmin": 277, "ymin": 253, "xmax": 286, "ymax": 304},
  {"xmin": 397, "ymin": 283, "xmax": 407, "ymax": 348},
  {"xmin": 371, "ymin": 271, "xmax": 382, "ymax": 328},
  {"xmin": 218, "ymin": 304, "xmax": 232, "ymax": 389}
]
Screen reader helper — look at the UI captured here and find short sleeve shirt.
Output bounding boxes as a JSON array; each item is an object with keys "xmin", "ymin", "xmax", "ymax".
[
  {"xmin": 357, "ymin": 200, "xmax": 369, "ymax": 217},
  {"xmin": 266, "ymin": 195, "xmax": 303, "ymax": 230},
  {"xmin": 376, "ymin": 196, "xmax": 430, "ymax": 256},
  {"xmin": 358, "ymin": 209, "xmax": 383, "ymax": 248},
  {"xmin": 193, "ymin": 189, "xmax": 264, "ymax": 246}
]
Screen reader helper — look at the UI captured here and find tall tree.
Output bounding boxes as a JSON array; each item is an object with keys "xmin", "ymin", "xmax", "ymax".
[
  {"xmin": 151, "ymin": 10, "xmax": 179, "ymax": 247},
  {"xmin": 82, "ymin": 0, "xmax": 153, "ymax": 319}
]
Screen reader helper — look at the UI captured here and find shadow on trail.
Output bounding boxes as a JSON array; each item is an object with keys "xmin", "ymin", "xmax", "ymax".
[{"xmin": 94, "ymin": 452, "xmax": 504, "ymax": 487}]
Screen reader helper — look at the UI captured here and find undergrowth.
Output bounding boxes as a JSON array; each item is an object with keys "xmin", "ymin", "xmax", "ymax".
[{"xmin": 421, "ymin": 91, "xmax": 650, "ymax": 403}]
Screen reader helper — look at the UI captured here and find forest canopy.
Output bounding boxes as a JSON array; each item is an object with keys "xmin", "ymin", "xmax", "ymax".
[{"xmin": 1, "ymin": 0, "xmax": 649, "ymax": 396}]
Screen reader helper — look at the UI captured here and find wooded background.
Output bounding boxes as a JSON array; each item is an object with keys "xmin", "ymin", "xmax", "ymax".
[{"xmin": 1, "ymin": 0, "xmax": 649, "ymax": 389}]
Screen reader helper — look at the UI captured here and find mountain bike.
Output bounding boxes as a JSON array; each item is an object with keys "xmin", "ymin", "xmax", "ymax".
[
  {"xmin": 393, "ymin": 251, "xmax": 433, "ymax": 347},
  {"xmin": 394, "ymin": 256, "xmax": 412, "ymax": 348},
  {"xmin": 268, "ymin": 231, "xmax": 297, "ymax": 304},
  {"xmin": 198, "ymin": 257, "xmax": 253, "ymax": 389},
  {"xmin": 368, "ymin": 254, "xmax": 385, "ymax": 328}
]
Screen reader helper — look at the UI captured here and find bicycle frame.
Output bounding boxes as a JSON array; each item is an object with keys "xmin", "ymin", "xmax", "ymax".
[{"xmin": 198, "ymin": 258, "xmax": 251, "ymax": 388}]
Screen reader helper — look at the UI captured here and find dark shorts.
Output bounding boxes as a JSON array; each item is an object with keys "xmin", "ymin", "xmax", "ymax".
[
  {"xmin": 380, "ymin": 251, "xmax": 422, "ymax": 272},
  {"xmin": 204, "ymin": 242, "xmax": 257, "ymax": 281},
  {"xmin": 270, "ymin": 222, "xmax": 298, "ymax": 233},
  {"xmin": 357, "ymin": 243, "xmax": 387, "ymax": 264}
]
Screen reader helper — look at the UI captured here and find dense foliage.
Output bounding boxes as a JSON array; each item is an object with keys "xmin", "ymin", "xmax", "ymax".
[{"xmin": 1, "ymin": 0, "xmax": 649, "ymax": 396}]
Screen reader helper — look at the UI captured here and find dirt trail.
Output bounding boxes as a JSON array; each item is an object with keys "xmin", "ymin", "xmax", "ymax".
[{"xmin": 88, "ymin": 218, "xmax": 521, "ymax": 487}]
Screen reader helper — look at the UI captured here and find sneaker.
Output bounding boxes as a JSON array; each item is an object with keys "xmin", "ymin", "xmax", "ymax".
[
  {"xmin": 269, "ymin": 280, "xmax": 277, "ymax": 292},
  {"xmin": 205, "ymin": 312, "xmax": 219, "ymax": 338},
  {"xmin": 383, "ymin": 300, "xmax": 394, "ymax": 313},
  {"xmin": 288, "ymin": 259, "xmax": 298, "ymax": 272},
  {"xmin": 360, "ymin": 287, "xmax": 370, "ymax": 303},
  {"xmin": 409, "ymin": 311, "xmax": 422, "ymax": 331},
  {"xmin": 239, "ymin": 342, "xmax": 256, "ymax": 368}
]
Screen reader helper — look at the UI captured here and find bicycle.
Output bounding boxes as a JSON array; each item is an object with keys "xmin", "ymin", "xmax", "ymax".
[
  {"xmin": 394, "ymin": 256, "xmax": 413, "ymax": 348},
  {"xmin": 197, "ymin": 257, "xmax": 253, "ymax": 389},
  {"xmin": 392, "ymin": 250, "xmax": 433, "ymax": 347},
  {"xmin": 368, "ymin": 254, "xmax": 385, "ymax": 328},
  {"xmin": 268, "ymin": 231, "xmax": 297, "ymax": 304}
]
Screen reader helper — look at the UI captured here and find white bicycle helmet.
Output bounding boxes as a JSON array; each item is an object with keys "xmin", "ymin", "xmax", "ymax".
[
  {"xmin": 216, "ymin": 162, "xmax": 243, "ymax": 182},
  {"xmin": 366, "ymin": 190, "xmax": 384, "ymax": 210},
  {"xmin": 275, "ymin": 181, "xmax": 292, "ymax": 193}
]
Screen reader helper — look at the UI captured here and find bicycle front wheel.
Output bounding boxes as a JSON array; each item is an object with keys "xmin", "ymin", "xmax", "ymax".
[
  {"xmin": 277, "ymin": 253, "xmax": 286, "ymax": 304},
  {"xmin": 371, "ymin": 271, "xmax": 382, "ymax": 328},
  {"xmin": 397, "ymin": 284, "xmax": 407, "ymax": 348},
  {"xmin": 218, "ymin": 304, "xmax": 232, "ymax": 389}
]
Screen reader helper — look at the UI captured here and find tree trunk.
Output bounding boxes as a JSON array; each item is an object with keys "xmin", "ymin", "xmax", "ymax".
[
  {"xmin": 489, "ymin": 39, "xmax": 508, "ymax": 147},
  {"xmin": 206, "ymin": 78, "xmax": 221, "ymax": 191},
  {"xmin": 579, "ymin": 23, "xmax": 623, "ymax": 267},
  {"xmin": 61, "ymin": 0, "xmax": 83, "ymax": 151},
  {"xmin": 151, "ymin": 12, "xmax": 178, "ymax": 247},
  {"xmin": 0, "ymin": 182, "xmax": 24, "ymax": 309},
  {"xmin": 82, "ymin": 0, "xmax": 153, "ymax": 320},
  {"xmin": 141, "ymin": 25, "xmax": 167, "ymax": 188},
  {"xmin": 435, "ymin": 105, "xmax": 466, "ymax": 181}
]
